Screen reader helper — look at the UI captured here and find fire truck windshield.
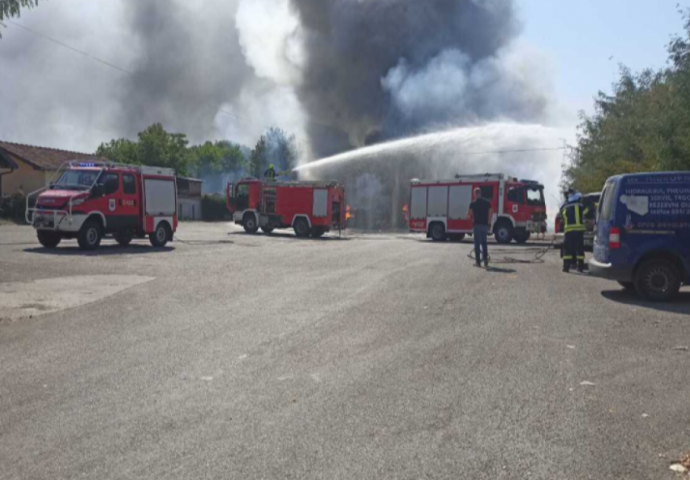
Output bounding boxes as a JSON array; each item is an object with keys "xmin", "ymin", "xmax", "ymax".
[
  {"xmin": 53, "ymin": 169, "xmax": 101, "ymax": 191},
  {"xmin": 526, "ymin": 186, "xmax": 545, "ymax": 206}
]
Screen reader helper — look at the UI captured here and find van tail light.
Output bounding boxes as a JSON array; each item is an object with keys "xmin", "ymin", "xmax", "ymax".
[{"xmin": 609, "ymin": 227, "xmax": 621, "ymax": 249}]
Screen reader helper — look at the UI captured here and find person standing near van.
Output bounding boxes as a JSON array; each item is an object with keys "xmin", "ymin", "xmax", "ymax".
[
  {"xmin": 561, "ymin": 192, "xmax": 589, "ymax": 273},
  {"xmin": 469, "ymin": 188, "xmax": 493, "ymax": 268}
]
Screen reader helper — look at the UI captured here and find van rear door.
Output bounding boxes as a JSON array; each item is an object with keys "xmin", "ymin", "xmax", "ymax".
[{"xmin": 593, "ymin": 178, "xmax": 619, "ymax": 264}]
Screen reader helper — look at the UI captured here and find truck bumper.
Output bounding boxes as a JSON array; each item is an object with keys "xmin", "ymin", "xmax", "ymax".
[{"xmin": 588, "ymin": 257, "xmax": 634, "ymax": 283}]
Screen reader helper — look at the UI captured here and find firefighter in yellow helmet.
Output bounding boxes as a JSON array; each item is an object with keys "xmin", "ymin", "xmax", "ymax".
[
  {"xmin": 264, "ymin": 164, "xmax": 276, "ymax": 180},
  {"xmin": 561, "ymin": 191, "xmax": 589, "ymax": 273}
]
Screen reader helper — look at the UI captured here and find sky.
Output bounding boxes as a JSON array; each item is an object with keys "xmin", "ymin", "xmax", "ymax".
[{"xmin": 518, "ymin": 0, "xmax": 685, "ymax": 126}]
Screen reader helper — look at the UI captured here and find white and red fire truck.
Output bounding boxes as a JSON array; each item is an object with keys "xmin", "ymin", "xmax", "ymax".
[
  {"xmin": 226, "ymin": 178, "xmax": 346, "ymax": 238},
  {"xmin": 26, "ymin": 161, "xmax": 178, "ymax": 250},
  {"xmin": 409, "ymin": 174, "xmax": 547, "ymax": 243}
]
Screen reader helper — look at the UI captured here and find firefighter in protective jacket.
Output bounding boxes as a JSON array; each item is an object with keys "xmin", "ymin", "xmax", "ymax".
[
  {"xmin": 264, "ymin": 164, "xmax": 276, "ymax": 180},
  {"xmin": 561, "ymin": 192, "xmax": 589, "ymax": 273}
]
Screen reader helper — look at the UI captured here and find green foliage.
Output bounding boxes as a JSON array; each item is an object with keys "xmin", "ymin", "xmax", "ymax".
[
  {"xmin": 96, "ymin": 123, "xmax": 191, "ymax": 176},
  {"xmin": 0, "ymin": 0, "xmax": 38, "ymax": 22},
  {"xmin": 249, "ymin": 136, "xmax": 267, "ymax": 178},
  {"xmin": 248, "ymin": 127, "xmax": 298, "ymax": 178},
  {"xmin": 189, "ymin": 140, "xmax": 246, "ymax": 177},
  {"xmin": 564, "ymin": 10, "xmax": 690, "ymax": 193}
]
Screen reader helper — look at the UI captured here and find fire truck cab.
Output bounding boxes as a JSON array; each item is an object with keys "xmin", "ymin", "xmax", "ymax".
[
  {"xmin": 226, "ymin": 179, "xmax": 346, "ymax": 238},
  {"xmin": 27, "ymin": 161, "xmax": 178, "ymax": 250},
  {"xmin": 409, "ymin": 174, "xmax": 547, "ymax": 243}
]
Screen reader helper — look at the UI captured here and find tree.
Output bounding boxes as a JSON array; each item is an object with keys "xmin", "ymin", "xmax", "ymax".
[
  {"xmin": 563, "ymin": 9, "xmax": 690, "ymax": 193},
  {"xmin": 96, "ymin": 123, "xmax": 191, "ymax": 176},
  {"xmin": 264, "ymin": 127, "xmax": 298, "ymax": 173},
  {"xmin": 0, "ymin": 0, "xmax": 39, "ymax": 22},
  {"xmin": 248, "ymin": 136, "xmax": 267, "ymax": 178}
]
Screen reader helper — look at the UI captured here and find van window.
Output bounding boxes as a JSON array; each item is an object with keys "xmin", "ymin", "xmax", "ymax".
[
  {"xmin": 599, "ymin": 181, "xmax": 617, "ymax": 221},
  {"xmin": 123, "ymin": 174, "xmax": 136, "ymax": 195}
]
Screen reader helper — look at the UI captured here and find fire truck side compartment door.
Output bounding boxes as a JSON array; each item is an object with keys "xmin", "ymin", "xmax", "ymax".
[
  {"xmin": 411, "ymin": 187, "xmax": 427, "ymax": 219},
  {"xmin": 448, "ymin": 185, "xmax": 472, "ymax": 220},
  {"xmin": 144, "ymin": 178, "xmax": 176, "ymax": 216},
  {"xmin": 313, "ymin": 189, "xmax": 328, "ymax": 218},
  {"xmin": 427, "ymin": 186, "xmax": 449, "ymax": 217}
]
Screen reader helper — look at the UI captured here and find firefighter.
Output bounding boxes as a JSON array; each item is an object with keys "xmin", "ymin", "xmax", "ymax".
[
  {"xmin": 264, "ymin": 164, "xmax": 276, "ymax": 180},
  {"xmin": 561, "ymin": 191, "xmax": 589, "ymax": 273}
]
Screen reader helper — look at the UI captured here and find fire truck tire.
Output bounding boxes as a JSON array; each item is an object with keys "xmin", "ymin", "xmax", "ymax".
[
  {"xmin": 429, "ymin": 222, "xmax": 447, "ymax": 242},
  {"xmin": 37, "ymin": 231, "xmax": 61, "ymax": 248},
  {"xmin": 243, "ymin": 214, "xmax": 259, "ymax": 234},
  {"xmin": 78, "ymin": 221, "xmax": 103, "ymax": 250},
  {"xmin": 150, "ymin": 222, "xmax": 171, "ymax": 248},
  {"xmin": 293, "ymin": 218, "xmax": 310, "ymax": 238},
  {"xmin": 115, "ymin": 232, "xmax": 133, "ymax": 247},
  {"xmin": 311, "ymin": 227, "xmax": 326, "ymax": 238},
  {"xmin": 261, "ymin": 226, "xmax": 274, "ymax": 234},
  {"xmin": 494, "ymin": 221, "xmax": 514, "ymax": 245}
]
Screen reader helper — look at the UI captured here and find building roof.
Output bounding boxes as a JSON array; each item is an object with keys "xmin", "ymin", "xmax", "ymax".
[{"xmin": 0, "ymin": 140, "xmax": 105, "ymax": 171}]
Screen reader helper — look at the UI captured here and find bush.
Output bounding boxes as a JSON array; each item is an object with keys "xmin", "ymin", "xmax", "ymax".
[
  {"xmin": 0, "ymin": 195, "xmax": 28, "ymax": 224},
  {"xmin": 201, "ymin": 194, "xmax": 230, "ymax": 222}
]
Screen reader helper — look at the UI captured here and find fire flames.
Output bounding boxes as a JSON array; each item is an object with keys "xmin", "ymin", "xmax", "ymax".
[{"xmin": 346, "ymin": 204, "xmax": 354, "ymax": 221}]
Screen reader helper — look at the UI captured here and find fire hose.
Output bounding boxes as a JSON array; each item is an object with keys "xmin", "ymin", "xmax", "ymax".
[{"xmin": 467, "ymin": 234, "xmax": 560, "ymax": 264}]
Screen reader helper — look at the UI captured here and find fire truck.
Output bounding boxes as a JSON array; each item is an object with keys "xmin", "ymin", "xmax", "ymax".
[
  {"xmin": 226, "ymin": 179, "xmax": 346, "ymax": 237},
  {"xmin": 26, "ymin": 161, "xmax": 178, "ymax": 250},
  {"xmin": 409, "ymin": 174, "xmax": 547, "ymax": 243}
]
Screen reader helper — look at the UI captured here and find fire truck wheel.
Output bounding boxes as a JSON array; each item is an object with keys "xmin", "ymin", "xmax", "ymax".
[
  {"xmin": 78, "ymin": 221, "xmax": 103, "ymax": 250},
  {"xmin": 115, "ymin": 232, "xmax": 133, "ymax": 247},
  {"xmin": 293, "ymin": 218, "xmax": 310, "ymax": 238},
  {"xmin": 37, "ymin": 231, "xmax": 61, "ymax": 249},
  {"xmin": 494, "ymin": 221, "xmax": 514, "ymax": 245},
  {"xmin": 311, "ymin": 227, "xmax": 326, "ymax": 238},
  {"xmin": 150, "ymin": 222, "xmax": 171, "ymax": 248},
  {"xmin": 243, "ymin": 214, "xmax": 259, "ymax": 234},
  {"xmin": 261, "ymin": 226, "xmax": 275, "ymax": 234},
  {"xmin": 429, "ymin": 222, "xmax": 447, "ymax": 242}
]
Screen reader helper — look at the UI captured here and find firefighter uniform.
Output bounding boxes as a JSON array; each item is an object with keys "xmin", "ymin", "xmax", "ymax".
[
  {"xmin": 561, "ymin": 196, "xmax": 589, "ymax": 272},
  {"xmin": 264, "ymin": 164, "xmax": 276, "ymax": 180}
]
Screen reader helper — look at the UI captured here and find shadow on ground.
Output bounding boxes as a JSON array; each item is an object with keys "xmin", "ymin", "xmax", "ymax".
[
  {"xmin": 601, "ymin": 290, "xmax": 690, "ymax": 315},
  {"xmin": 24, "ymin": 243, "xmax": 174, "ymax": 256}
]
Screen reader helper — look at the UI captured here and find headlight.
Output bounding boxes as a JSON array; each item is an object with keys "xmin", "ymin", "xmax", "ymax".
[{"xmin": 70, "ymin": 198, "xmax": 85, "ymax": 206}]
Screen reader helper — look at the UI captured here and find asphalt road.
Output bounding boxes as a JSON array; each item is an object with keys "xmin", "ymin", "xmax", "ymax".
[{"xmin": 1, "ymin": 223, "xmax": 689, "ymax": 479}]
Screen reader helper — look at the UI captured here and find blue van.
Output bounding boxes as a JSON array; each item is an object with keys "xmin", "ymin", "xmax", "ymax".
[{"xmin": 589, "ymin": 172, "xmax": 690, "ymax": 301}]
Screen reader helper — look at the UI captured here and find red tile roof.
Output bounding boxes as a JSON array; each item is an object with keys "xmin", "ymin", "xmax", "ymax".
[{"xmin": 0, "ymin": 141, "xmax": 106, "ymax": 171}]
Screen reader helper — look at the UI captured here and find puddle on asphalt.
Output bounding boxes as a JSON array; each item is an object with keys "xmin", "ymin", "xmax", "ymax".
[{"xmin": 0, "ymin": 275, "xmax": 154, "ymax": 322}]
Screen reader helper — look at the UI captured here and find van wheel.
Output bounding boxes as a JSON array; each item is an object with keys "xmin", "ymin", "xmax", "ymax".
[
  {"xmin": 115, "ymin": 232, "xmax": 133, "ymax": 247},
  {"xmin": 78, "ymin": 221, "xmax": 102, "ymax": 250},
  {"xmin": 243, "ymin": 214, "xmax": 259, "ymax": 234},
  {"xmin": 494, "ymin": 222, "xmax": 514, "ymax": 245},
  {"xmin": 429, "ymin": 223, "xmax": 446, "ymax": 242},
  {"xmin": 294, "ymin": 218, "xmax": 310, "ymax": 238},
  {"xmin": 634, "ymin": 259, "xmax": 681, "ymax": 302},
  {"xmin": 150, "ymin": 223, "xmax": 171, "ymax": 248},
  {"xmin": 37, "ymin": 231, "xmax": 61, "ymax": 248}
]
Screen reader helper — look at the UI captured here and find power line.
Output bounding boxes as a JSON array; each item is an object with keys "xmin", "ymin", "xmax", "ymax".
[{"xmin": 6, "ymin": 20, "xmax": 133, "ymax": 75}]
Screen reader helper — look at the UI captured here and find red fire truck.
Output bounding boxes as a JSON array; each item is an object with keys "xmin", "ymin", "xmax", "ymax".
[
  {"xmin": 226, "ymin": 179, "xmax": 346, "ymax": 238},
  {"xmin": 409, "ymin": 174, "xmax": 547, "ymax": 243},
  {"xmin": 26, "ymin": 161, "xmax": 178, "ymax": 250}
]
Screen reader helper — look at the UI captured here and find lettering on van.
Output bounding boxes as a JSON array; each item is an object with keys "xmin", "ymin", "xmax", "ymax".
[{"xmin": 621, "ymin": 186, "xmax": 690, "ymax": 217}]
